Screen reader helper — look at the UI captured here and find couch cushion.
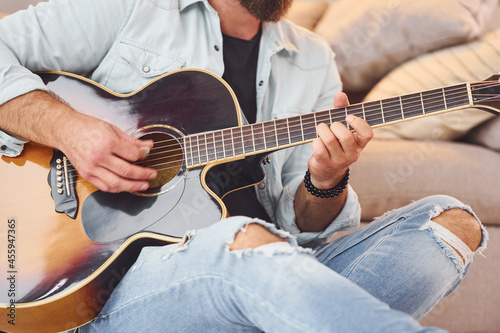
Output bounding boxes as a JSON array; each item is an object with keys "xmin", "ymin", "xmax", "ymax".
[
  {"xmin": 314, "ymin": 0, "xmax": 497, "ymax": 91},
  {"xmin": 285, "ymin": 0, "xmax": 329, "ymax": 31},
  {"xmin": 350, "ymin": 139, "xmax": 500, "ymax": 225},
  {"xmin": 367, "ymin": 27, "xmax": 500, "ymax": 140},
  {"xmin": 462, "ymin": 114, "xmax": 500, "ymax": 151}
]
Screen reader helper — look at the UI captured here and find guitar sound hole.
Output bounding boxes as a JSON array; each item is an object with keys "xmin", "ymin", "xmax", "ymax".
[{"xmin": 136, "ymin": 132, "xmax": 183, "ymax": 189}]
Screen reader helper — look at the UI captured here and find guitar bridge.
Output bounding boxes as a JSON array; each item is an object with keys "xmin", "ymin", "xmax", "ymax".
[{"xmin": 48, "ymin": 150, "xmax": 78, "ymax": 219}]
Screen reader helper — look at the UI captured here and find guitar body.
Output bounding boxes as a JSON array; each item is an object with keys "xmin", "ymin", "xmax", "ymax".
[{"xmin": 0, "ymin": 69, "xmax": 265, "ymax": 332}]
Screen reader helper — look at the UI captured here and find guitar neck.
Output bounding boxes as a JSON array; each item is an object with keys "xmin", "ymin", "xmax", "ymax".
[{"xmin": 182, "ymin": 82, "xmax": 472, "ymax": 168}]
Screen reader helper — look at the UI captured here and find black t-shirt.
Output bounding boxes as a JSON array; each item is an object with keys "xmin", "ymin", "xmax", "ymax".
[
  {"xmin": 221, "ymin": 28, "xmax": 271, "ymax": 221},
  {"xmin": 222, "ymin": 29, "xmax": 261, "ymax": 124}
]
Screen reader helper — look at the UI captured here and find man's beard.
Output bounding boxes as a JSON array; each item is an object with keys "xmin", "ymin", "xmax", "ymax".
[{"xmin": 238, "ymin": 0, "xmax": 293, "ymax": 22}]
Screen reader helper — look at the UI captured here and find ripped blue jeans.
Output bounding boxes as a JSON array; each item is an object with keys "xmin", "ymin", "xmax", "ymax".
[{"xmin": 79, "ymin": 195, "xmax": 487, "ymax": 333}]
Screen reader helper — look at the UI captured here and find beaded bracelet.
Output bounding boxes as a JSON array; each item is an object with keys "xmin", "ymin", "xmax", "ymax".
[{"xmin": 304, "ymin": 168, "xmax": 349, "ymax": 198}]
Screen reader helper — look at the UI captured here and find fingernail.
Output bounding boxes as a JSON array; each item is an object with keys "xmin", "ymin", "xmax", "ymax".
[
  {"xmin": 346, "ymin": 115, "xmax": 354, "ymax": 123},
  {"xmin": 140, "ymin": 147, "xmax": 150, "ymax": 158},
  {"xmin": 140, "ymin": 183, "xmax": 149, "ymax": 191},
  {"xmin": 149, "ymin": 172, "xmax": 157, "ymax": 180}
]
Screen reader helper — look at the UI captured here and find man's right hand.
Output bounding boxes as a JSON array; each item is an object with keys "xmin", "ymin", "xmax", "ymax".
[
  {"xmin": 0, "ymin": 90, "xmax": 157, "ymax": 193},
  {"xmin": 62, "ymin": 114, "xmax": 157, "ymax": 193}
]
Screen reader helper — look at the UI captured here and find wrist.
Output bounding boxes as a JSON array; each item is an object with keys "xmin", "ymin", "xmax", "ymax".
[{"xmin": 304, "ymin": 168, "xmax": 349, "ymax": 198}]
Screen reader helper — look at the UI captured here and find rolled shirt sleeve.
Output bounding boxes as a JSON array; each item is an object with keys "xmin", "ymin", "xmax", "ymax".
[{"xmin": 0, "ymin": 0, "xmax": 132, "ymax": 156}]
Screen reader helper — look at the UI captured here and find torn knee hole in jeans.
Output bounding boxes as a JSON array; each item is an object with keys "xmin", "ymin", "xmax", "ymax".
[
  {"xmin": 424, "ymin": 205, "xmax": 484, "ymax": 267},
  {"xmin": 428, "ymin": 221, "xmax": 473, "ymax": 266},
  {"xmin": 225, "ymin": 223, "xmax": 312, "ymax": 259}
]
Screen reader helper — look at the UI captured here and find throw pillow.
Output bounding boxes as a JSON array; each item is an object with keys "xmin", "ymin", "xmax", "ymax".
[
  {"xmin": 314, "ymin": 0, "xmax": 497, "ymax": 91},
  {"xmin": 366, "ymin": 27, "xmax": 500, "ymax": 140},
  {"xmin": 285, "ymin": 0, "xmax": 329, "ymax": 31}
]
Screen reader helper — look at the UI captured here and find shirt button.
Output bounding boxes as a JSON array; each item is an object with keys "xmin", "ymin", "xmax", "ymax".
[
  {"xmin": 0, "ymin": 145, "xmax": 6, "ymax": 150},
  {"xmin": 258, "ymin": 80, "xmax": 264, "ymax": 87},
  {"xmin": 214, "ymin": 45, "xmax": 220, "ymax": 52},
  {"xmin": 143, "ymin": 66, "xmax": 151, "ymax": 73},
  {"xmin": 258, "ymin": 182, "xmax": 266, "ymax": 189}
]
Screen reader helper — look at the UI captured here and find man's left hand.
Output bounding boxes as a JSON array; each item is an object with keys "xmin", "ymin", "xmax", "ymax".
[{"xmin": 308, "ymin": 92, "xmax": 373, "ymax": 189}]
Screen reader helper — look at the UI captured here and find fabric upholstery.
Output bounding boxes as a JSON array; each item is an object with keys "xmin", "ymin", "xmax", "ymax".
[
  {"xmin": 366, "ymin": 27, "xmax": 500, "ymax": 140},
  {"xmin": 314, "ymin": 0, "xmax": 497, "ymax": 91}
]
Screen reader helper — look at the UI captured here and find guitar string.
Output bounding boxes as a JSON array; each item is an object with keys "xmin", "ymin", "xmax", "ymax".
[
  {"xmin": 67, "ymin": 80, "xmax": 495, "ymax": 166},
  {"xmin": 62, "ymin": 81, "xmax": 495, "ymax": 178},
  {"xmin": 60, "ymin": 81, "xmax": 499, "ymax": 185},
  {"xmin": 60, "ymin": 81, "xmax": 497, "ymax": 183},
  {"xmin": 60, "ymin": 85, "xmax": 470, "ymax": 179}
]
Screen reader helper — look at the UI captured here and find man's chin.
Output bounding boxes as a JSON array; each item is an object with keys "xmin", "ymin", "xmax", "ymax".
[{"xmin": 238, "ymin": 0, "xmax": 293, "ymax": 22}]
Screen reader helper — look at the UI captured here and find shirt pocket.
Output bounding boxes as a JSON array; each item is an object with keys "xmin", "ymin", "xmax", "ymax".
[{"xmin": 107, "ymin": 41, "xmax": 186, "ymax": 92}]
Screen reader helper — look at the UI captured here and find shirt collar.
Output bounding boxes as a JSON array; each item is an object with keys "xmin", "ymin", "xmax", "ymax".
[
  {"xmin": 178, "ymin": 0, "xmax": 205, "ymax": 11},
  {"xmin": 262, "ymin": 20, "xmax": 299, "ymax": 55}
]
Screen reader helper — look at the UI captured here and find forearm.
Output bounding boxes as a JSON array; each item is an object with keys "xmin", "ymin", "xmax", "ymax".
[
  {"xmin": 294, "ymin": 168, "xmax": 348, "ymax": 232},
  {"xmin": 0, "ymin": 89, "xmax": 157, "ymax": 193},
  {"xmin": 0, "ymin": 90, "xmax": 85, "ymax": 150}
]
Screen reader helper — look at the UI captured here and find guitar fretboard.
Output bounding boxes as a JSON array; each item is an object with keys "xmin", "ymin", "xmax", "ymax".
[{"xmin": 181, "ymin": 83, "xmax": 470, "ymax": 168}]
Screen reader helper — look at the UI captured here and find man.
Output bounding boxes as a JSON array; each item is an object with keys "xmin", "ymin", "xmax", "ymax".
[{"xmin": 0, "ymin": 0, "xmax": 486, "ymax": 331}]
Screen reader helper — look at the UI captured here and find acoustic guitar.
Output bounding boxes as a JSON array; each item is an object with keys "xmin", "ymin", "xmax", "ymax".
[{"xmin": 1, "ymin": 69, "xmax": 499, "ymax": 333}]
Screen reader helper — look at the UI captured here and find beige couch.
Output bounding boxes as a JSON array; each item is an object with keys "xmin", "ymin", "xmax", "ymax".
[{"xmin": 287, "ymin": 1, "xmax": 500, "ymax": 332}]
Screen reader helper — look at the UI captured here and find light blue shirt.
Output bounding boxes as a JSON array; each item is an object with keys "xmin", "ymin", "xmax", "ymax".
[{"xmin": 0, "ymin": 0, "xmax": 360, "ymax": 245}]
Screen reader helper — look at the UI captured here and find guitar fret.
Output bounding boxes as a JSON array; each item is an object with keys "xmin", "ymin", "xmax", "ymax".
[
  {"xmin": 344, "ymin": 107, "xmax": 350, "ymax": 129},
  {"xmin": 188, "ymin": 136, "xmax": 194, "ymax": 166},
  {"xmin": 346, "ymin": 105, "xmax": 364, "ymax": 124},
  {"xmin": 399, "ymin": 96, "xmax": 404, "ymax": 119},
  {"xmin": 206, "ymin": 132, "xmax": 216, "ymax": 162},
  {"xmin": 400, "ymin": 93, "xmax": 421, "ymax": 119},
  {"xmin": 315, "ymin": 110, "xmax": 330, "ymax": 128},
  {"xmin": 444, "ymin": 84, "xmax": 469, "ymax": 109},
  {"xmin": 273, "ymin": 120, "xmax": 279, "ymax": 147},
  {"xmin": 192, "ymin": 135, "xmax": 200, "ymax": 165},
  {"xmin": 222, "ymin": 129, "xmax": 233, "ymax": 158},
  {"xmin": 286, "ymin": 118, "xmax": 292, "ymax": 145},
  {"xmin": 363, "ymin": 101, "xmax": 383, "ymax": 126},
  {"xmin": 264, "ymin": 121, "xmax": 277, "ymax": 149},
  {"xmin": 242, "ymin": 125, "xmax": 254, "ymax": 154},
  {"xmin": 420, "ymin": 92, "xmax": 425, "ymax": 115},
  {"xmin": 379, "ymin": 100, "xmax": 385, "ymax": 124},
  {"xmin": 253, "ymin": 123, "xmax": 265, "ymax": 151},
  {"xmin": 249, "ymin": 125, "xmax": 256, "ymax": 153},
  {"xmin": 442, "ymin": 88, "xmax": 448, "ymax": 110},
  {"xmin": 289, "ymin": 115, "xmax": 302, "ymax": 144},
  {"xmin": 214, "ymin": 130, "xmax": 224, "ymax": 160},
  {"xmin": 422, "ymin": 90, "xmax": 445, "ymax": 114},
  {"xmin": 231, "ymin": 128, "xmax": 236, "ymax": 156},
  {"xmin": 234, "ymin": 127, "xmax": 244, "ymax": 156},
  {"xmin": 180, "ymin": 137, "xmax": 189, "ymax": 167},
  {"xmin": 198, "ymin": 134, "xmax": 207, "ymax": 164},
  {"xmin": 261, "ymin": 123, "xmax": 267, "ymax": 150},
  {"xmin": 381, "ymin": 97, "xmax": 402, "ymax": 124},
  {"xmin": 275, "ymin": 118, "xmax": 289, "ymax": 147},
  {"xmin": 301, "ymin": 113, "xmax": 317, "ymax": 141},
  {"xmin": 299, "ymin": 115, "xmax": 305, "ymax": 142}
]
